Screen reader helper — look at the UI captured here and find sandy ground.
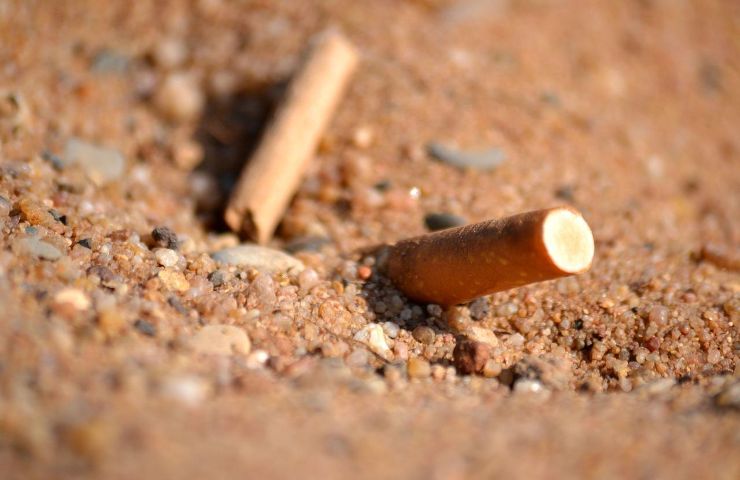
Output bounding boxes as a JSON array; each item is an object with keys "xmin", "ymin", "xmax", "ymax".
[{"xmin": 0, "ymin": 0, "xmax": 738, "ymax": 478}]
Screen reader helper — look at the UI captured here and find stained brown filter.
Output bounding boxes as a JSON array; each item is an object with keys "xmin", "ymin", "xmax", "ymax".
[{"xmin": 387, "ymin": 207, "xmax": 595, "ymax": 306}]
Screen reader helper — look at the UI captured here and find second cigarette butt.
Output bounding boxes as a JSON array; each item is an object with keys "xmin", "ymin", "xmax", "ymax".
[
  {"xmin": 387, "ymin": 207, "xmax": 595, "ymax": 306},
  {"xmin": 225, "ymin": 31, "xmax": 358, "ymax": 244}
]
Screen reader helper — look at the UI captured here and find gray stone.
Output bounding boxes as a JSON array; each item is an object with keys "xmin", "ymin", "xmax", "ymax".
[
  {"xmin": 426, "ymin": 142, "xmax": 505, "ymax": 171},
  {"xmin": 14, "ymin": 237, "xmax": 62, "ymax": 261},
  {"xmin": 211, "ymin": 244, "xmax": 304, "ymax": 273},
  {"xmin": 62, "ymin": 138, "xmax": 125, "ymax": 185}
]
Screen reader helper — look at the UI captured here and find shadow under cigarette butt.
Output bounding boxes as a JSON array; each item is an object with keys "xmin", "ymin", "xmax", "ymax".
[{"xmin": 192, "ymin": 80, "xmax": 287, "ymax": 231}]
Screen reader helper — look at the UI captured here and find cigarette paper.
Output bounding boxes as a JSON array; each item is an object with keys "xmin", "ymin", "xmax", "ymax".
[{"xmin": 225, "ymin": 31, "xmax": 358, "ymax": 243}]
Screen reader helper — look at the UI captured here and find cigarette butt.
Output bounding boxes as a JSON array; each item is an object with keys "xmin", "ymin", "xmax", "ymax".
[
  {"xmin": 387, "ymin": 207, "xmax": 595, "ymax": 306},
  {"xmin": 225, "ymin": 31, "xmax": 359, "ymax": 243}
]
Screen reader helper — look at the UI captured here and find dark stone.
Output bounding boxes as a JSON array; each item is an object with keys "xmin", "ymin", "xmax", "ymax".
[
  {"xmin": 41, "ymin": 150, "xmax": 64, "ymax": 170},
  {"xmin": 77, "ymin": 238, "xmax": 93, "ymax": 249},
  {"xmin": 554, "ymin": 185, "xmax": 575, "ymax": 202},
  {"xmin": 453, "ymin": 338, "xmax": 491, "ymax": 375},
  {"xmin": 87, "ymin": 265, "xmax": 118, "ymax": 284},
  {"xmin": 208, "ymin": 270, "xmax": 227, "ymax": 287},
  {"xmin": 48, "ymin": 209, "xmax": 67, "ymax": 225},
  {"xmin": 167, "ymin": 296, "xmax": 189, "ymax": 315},
  {"xmin": 134, "ymin": 319, "xmax": 157, "ymax": 337},
  {"xmin": 151, "ymin": 226, "xmax": 179, "ymax": 250},
  {"xmin": 424, "ymin": 212, "xmax": 467, "ymax": 232},
  {"xmin": 373, "ymin": 179, "xmax": 392, "ymax": 192}
]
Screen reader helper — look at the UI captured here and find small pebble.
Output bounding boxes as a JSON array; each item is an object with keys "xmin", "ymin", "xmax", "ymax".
[
  {"xmin": 381, "ymin": 322, "xmax": 400, "ymax": 339},
  {"xmin": 53, "ymin": 288, "xmax": 90, "ymax": 311},
  {"xmin": 707, "ymin": 347, "xmax": 721, "ymax": 364},
  {"xmin": 208, "ymin": 269, "xmax": 228, "ymax": 287},
  {"xmin": 212, "ymin": 244, "xmax": 304, "ymax": 273},
  {"xmin": 154, "ymin": 72, "xmax": 204, "ymax": 123},
  {"xmin": 424, "ymin": 212, "xmax": 467, "ymax": 231},
  {"xmin": 345, "ymin": 349, "xmax": 370, "ymax": 368},
  {"xmin": 482, "ymin": 360, "xmax": 502, "ymax": 378},
  {"xmin": 154, "ymin": 248, "xmax": 179, "ymax": 268},
  {"xmin": 134, "ymin": 319, "xmax": 157, "ymax": 337},
  {"xmin": 648, "ymin": 306, "xmax": 669, "ymax": 326},
  {"xmin": 247, "ymin": 273, "xmax": 277, "ymax": 310},
  {"xmin": 453, "ymin": 338, "xmax": 491, "ymax": 375},
  {"xmin": 158, "ymin": 269, "xmax": 190, "ymax": 292},
  {"xmin": 17, "ymin": 198, "xmax": 55, "ymax": 227},
  {"xmin": 357, "ymin": 265, "xmax": 372, "ymax": 280},
  {"xmin": 151, "ymin": 226, "xmax": 179, "ymax": 250},
  {"xmin": 13, "ymin": 237, "xmax": 63, "ymax": 261},
  {"xmin": 513, "ymin": 379, "xmax": 547, "ymax": 395},
  {"xmin": 412, "ymin": 325, "xmax": 436, "ymax": 345},
  {"xmin": 90, "ymin": 48, "xmax": 129, "ymax": 73},
  {"xmin": 298, "ymin": 268, "xmax": 320, "ymax": 292},
  {"xmin": 351, "ymin": 126, "xmax": 374, "ymax": 149},
  {"xmin": 407, "ymin": 358, "xmax": 431, "ymax": 379},
  {"xmin": 426, "ymin": 142, "xmax": 505, "ymax": 171},
  {"xmin": 354, "ymin": 324, "xmax": 393, "ymax": 361},
  {"xmin": 246, "ymin": 350, "xmax": 269, "ymax": 369},
  {"xmin": 97, "ymin": 309, "xmax": 125, "ymax": 337},
  {"xmin": 465, "ymin": 326, "xmax": 498, "ymax": 347},
  {"xmin": 62, "ymin": 138, "xmax": 125, "ymax": 185},
  {"xmin": 495, "ymin": 302, "xmax": 518, "ymax": 317},
  {"xmin": 190, "ymin": 324, "xmax": 251, "ymax": 355},
  {"xmin": 152, "ymin": 37, "xmax": 188, "ymax": 69},
  {"xmin": 468, "ymin": 297, "xmax": 490, "ymax": 321},
  {"xmin": 161, "ymin": 375, "xmax": 209, "ymax": 407},
  {"xmin": 172, "ymin": 139, "xmax": 203, "ymax": 170}
]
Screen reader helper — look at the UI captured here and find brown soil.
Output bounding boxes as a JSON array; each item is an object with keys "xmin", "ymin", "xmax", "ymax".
[{"xmin": 1, "ymin": 0, "xmax": 738, "ymax": 478}]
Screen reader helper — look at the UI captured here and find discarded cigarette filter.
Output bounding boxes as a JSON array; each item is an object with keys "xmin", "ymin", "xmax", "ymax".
[
  {"xmin": 225, "ymin": 31, "xmax": 358, "ymax": 243},
  {"xmin": 387, "ymin": 207, "xmax": 595, "ymax": 306}
]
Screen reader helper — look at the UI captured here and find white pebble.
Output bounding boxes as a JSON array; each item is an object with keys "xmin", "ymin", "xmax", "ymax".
[
  {"xmin": 154, "ymin": 72, "xmax": 204, "ymax": 123},
  {"xmin": 246, "ymin": 349, "xmax": 269, "ymax": 369},
  {"xmin": 53, "ymin": 288, "xmax": 91, "ymax": 310},
  {"xmin": 354, "ymin": 324, "xmax": 393, "ymax": 361},
  {"xmin": 161, "ymin": 375, "xmax": 209, "ymax": 407},
  {"xmin": 154, "ymin": 248, "xmax": 179, "ymax": 268},
  {"xmin": 381, "ymin": 321, "xmax": 400, "ymax": 339}
]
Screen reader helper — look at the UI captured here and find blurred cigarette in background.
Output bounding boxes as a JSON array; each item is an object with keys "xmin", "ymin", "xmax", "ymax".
[
  {"xmin": 225, "ymin": 30, "xmax": 358, "ymax": 243},
  {"xmin": 387, "ymin": 207, "xmax": 595, "ymax": 306}
]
